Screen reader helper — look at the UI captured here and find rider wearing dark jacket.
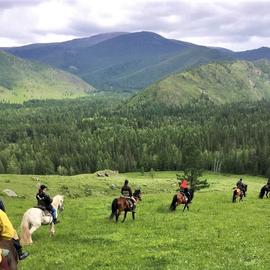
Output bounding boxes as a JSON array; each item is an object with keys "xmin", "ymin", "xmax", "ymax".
[
  {"xmin": 236, "ymin": 178, "xmax": 246, "ymax": 196},
  {"xmin": 121, "ymin": 180, "xmax": 136, "ymax": 209},
  {"xmin": 36, "ymin": 185, "xmax": 59, "ymax": 224},
  {"xmin": 121, "ymin": 180, "xmax": 132, "ymax": 197}
]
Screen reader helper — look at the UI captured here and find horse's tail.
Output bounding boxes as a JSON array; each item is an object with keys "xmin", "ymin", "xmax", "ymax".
[
  {"xmin": 259, "ymin": 186, "xmax": 265, "ymax": 199},
  {"xmin": 189, "ymin": 189, "xmax": 194, "ymax": 202},
  {"xmin": 232, "ymin": 189, "xmax": 237, "ymax": 203},
  {"xmin": 20, "ymin": 211, "xmax": 31, "ymax": 246},
  {"xmin": 110, "ymin": 198, "xmax": 118, "ymax": 219},
  {"xmin": 170, "ymin": 194, "xmax": 178, "ymax": 211}
]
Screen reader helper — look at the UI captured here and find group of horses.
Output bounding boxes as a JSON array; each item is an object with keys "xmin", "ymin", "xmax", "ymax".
[
  {"xmin": 0, "ymin": 195, "xmax": 64, "ymax": 270},
  {"xmin": 111, "ymin": 181, "xmax": 270, "ymax": 223},
  {"xmin": 109, "ymin": 188, "xmax": 194, "ymax": 224},
  {"xmin": 232, "ymin": 183, "xmax": 270, "ymax": 203},
  {"xmin": 2, "ymin": 181, "xmax": 270, "ymax": 269}
]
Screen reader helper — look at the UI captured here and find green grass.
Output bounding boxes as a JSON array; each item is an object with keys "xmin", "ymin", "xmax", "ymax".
[{"xmin": 1, "ymin": 171, "xmax": 270, "ymax": 269}]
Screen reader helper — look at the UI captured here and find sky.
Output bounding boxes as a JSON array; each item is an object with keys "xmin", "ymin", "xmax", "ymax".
[{"xmin": 0, "ymin": 0, "xmax": 270, "ymax": 51}]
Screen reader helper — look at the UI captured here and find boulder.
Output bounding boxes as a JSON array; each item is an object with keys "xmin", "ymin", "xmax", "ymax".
[{"xmin": 3, "ymin": 189, "xmax": 17, "ymax": 197}]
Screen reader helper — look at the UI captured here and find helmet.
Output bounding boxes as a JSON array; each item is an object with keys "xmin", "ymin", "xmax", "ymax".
[
  {"xmin": 124, "ymin": 179, "xmax": 129, "ymax": 185},
  {"xmin": 40, "ymin": 184, "xmax": 47, "ymax": 190}
]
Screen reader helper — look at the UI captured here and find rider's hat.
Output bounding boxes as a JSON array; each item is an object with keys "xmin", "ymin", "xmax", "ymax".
[{"xmin": 40, "ymin": 184, "xmax": 47, "ymax": 190}]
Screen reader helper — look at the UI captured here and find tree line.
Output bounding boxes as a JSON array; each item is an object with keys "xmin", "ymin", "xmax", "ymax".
[{"xmin": 0, "ymin": 96, "xmax": 270, "ymax": 176}]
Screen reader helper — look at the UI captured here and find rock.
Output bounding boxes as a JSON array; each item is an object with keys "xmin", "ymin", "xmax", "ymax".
[
  {"xmin": 96, "ymin": 170, "xmax": 119, "ymax": 177},
  {"xmin": 3, "ymin": 189, "xmax": 17, "ymax": 197},
  {"xmin": 111, "ymin": 184, "xmax": 116, "ymax": 190}
]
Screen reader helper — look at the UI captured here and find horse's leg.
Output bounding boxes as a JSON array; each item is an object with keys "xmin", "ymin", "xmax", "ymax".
[
  {"xmin": 116, "ymin": 211, "xmax": 121, "ymax": 223},
  {"xmin": 183, "ymin": 204, "xmax": 186, "ymax": 212},
  {"xmin": 132, "ymin": 211, "xmax": 135, "ymax": 220},
  {"xmin": 29, "ymin": 224, "xmax": 41, "ymax": 244},
  {"xmin": 122, "ymin": 211, "xmax": 127, "ymax": 223},
  {"xmin": 50, "ymin": 223, "xmax": 55, "ymax": 237}
]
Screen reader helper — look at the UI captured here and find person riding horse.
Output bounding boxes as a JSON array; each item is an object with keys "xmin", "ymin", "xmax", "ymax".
[
  {"xmin": 179, "ymin": 179, "xmax": 191, "ymax": 203},
  {"xmin": 0, "ymin": 207, "xmax": 29, "ymax": 261},
  {"xmin": 236, "ymin": 178, "xmax": 246, "ymax": 197},
  {"xmin": 121, "ymin": 180, "xmax": 136, "ymax": 211},
  {"xmin": 36, "ymin": 185, "xmax": 60, "ymax": 224}
]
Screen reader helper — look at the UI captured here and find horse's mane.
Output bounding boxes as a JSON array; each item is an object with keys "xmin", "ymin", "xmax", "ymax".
[
  {"xmin": 52, "ymin": 195, "xmax": 64, "ymax": 208},
  {"xmin": 133, "ymin": 189, "xmax": 141, "ymax": 197}
]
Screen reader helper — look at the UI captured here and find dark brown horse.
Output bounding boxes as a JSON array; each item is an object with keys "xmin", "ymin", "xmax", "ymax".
[
  {"xmin": 0, "ymin": 239, "xmax": 18, "ymax": 270},
  {"xmin": 170, "ymin": 189, "xmax": 194, "ymax": 212},
  {"xmin": 110, "ymin": 189, "xmax": 142, "ymax": 223},
  {"xmin": 259, "ymin": 184, "xmax": 270, "ymax": 199},
  {"xmin": 232, "ymin": 184, "xmax": 247, "ymax": 203}
]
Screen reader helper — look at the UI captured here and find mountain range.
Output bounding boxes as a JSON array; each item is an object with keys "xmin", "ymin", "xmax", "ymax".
[
  {"xmin": 4, "ymin": 31, "xmax": 270, "ymax": 91},
  {"xmin": 2, "ymin": 31, "xmax": 270, "ymax": 103}
]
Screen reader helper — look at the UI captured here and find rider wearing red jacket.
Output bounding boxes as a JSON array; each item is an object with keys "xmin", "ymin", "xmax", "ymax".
[{"xmin": 179, "ymin": 179, "xmax": 191, "ymax": 202}]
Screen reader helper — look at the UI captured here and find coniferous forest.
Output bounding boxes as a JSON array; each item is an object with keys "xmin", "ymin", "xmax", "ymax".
[{"xmin": 0, "ymin": 94, "xmax": 270, "ymax": 176}]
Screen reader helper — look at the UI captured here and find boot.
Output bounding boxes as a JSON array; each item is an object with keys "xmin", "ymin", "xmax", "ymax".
[
  {"xmin": 53, "ymin": 218, "xmax": 60, "ymax": 224},
  {"xmin": 18, "ymin": 249, "xmax": 29, "ymax": 260}
]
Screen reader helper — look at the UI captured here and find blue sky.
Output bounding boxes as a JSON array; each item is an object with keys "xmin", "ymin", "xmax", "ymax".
[{"xmin": 0, "ymin": 0, "xmax": 270, "ymax": 51}]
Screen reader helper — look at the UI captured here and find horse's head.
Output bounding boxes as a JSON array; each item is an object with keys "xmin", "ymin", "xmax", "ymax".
[
  {"xmin": 133, "ymin": 189, "xmax": 142, "ymax": 201},
  {"xmin": 52, "ymin": 195, "xmax": 64, "ymax": 212}
]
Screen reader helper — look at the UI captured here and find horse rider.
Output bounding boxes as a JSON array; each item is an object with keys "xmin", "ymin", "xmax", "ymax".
[
  {"xmin": 0, "ymin": 208, "xmax": 29, "ymax": 260},
  {"xmin": 179, "ymin": 179, "xmax": 191, "ymax": 203},
  {"xmin": 36, "ymin": 185, "xmax": 59, "ymax": 224},
  {"xmin": 121, "ymin": 180, "xmax": 136, "ymax": 210},
  {"xmin": 236, "ymin": 178, "xmax": 246, "ymax": 196}
]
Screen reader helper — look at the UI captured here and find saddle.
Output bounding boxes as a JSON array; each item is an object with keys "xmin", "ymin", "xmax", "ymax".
[
  {"xmin": 34, "ymin": 206, "xmax": 52, "ymax": 216},
  {"xmin": 180, "ymin": 192, "xmax": 188, "ymax": 202}
]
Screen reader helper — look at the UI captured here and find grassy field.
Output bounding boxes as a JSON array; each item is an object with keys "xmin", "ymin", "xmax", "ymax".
[{"xmin": 0, "ymin": 171, "xmax": 270, "ymax": 270}]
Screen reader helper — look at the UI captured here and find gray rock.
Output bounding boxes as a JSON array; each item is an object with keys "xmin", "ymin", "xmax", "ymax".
[
  {"xmin": 111, "ymin": 184, "xmax": 116, "ymax": 190},
  {"xmin": 3, "ymin": 189, "xmax": 17, "ymax": 197}
]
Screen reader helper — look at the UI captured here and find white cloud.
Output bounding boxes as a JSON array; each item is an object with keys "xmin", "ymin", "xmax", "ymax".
[{"xmin": 0, "ymin": 0, "xmax": 270, "ymax": 50}]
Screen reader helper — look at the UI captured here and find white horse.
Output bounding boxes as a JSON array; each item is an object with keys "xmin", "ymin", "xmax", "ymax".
[{"xmin": 20, "ymin": 195, "xmax": 64, "ymax": 245}]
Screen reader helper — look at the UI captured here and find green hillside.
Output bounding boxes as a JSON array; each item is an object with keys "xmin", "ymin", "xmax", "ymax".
[
  {"xmin": 0, "ymin": 51, "xmax": 95, "ymax": 103},
  {"xmin": 129, "ymin": 60, "xmax": 270, "ymax": 107}
]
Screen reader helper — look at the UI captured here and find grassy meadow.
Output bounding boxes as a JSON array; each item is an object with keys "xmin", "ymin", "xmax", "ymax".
[{"xmin": 1, "ymin": 171, "xmax": 270, "ymax": 270}]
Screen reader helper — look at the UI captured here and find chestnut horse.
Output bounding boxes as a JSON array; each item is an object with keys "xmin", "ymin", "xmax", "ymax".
[
  {"xmin": 232, "ymin": 184, "xmax": 247, "ymax": 203},
  {"xmin": 0, "ymin": 239, "xmax": 18, "ymax": 270},
  {"xmin": 110, "ymin": 189, "xmax": 142, "ymax": 223},
  {"xmin": 170, "ymin": 189, "xmax": 194, "ymax": 212}
]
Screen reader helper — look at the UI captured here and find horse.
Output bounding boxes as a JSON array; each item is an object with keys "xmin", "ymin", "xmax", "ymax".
[
  {"xmin": 20, "ymin": 195, "xmax": 64, "ymax": 246},
  {"xmin": 232, "ymin": 184, "xmax": 247, "ymax": 203},
  {"xmin": 259, "ymin": 184, "xmax": 270, "ymax": 199},
  {"xmin": 170, "ymin": 189, "xmax": 194, "ymax": 212},
  {"xmin": 110, "ymin": 189, "xmax": 142, "ymax": 223},
  {"xmin": 0, "ymin": 239, "xmax": 18, "ymax": 270}
]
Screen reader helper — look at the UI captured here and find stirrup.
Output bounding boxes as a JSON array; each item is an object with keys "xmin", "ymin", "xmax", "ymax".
[{"xmin": 19, "ymin": 251, "xmax": 29, "ymax": 260}]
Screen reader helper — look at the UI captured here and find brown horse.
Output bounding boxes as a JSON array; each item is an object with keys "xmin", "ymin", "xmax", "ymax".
[
  {"xmin": 0, "ymin": 239, "xmax": 18, "ymax": 270},
  {"xmin": 170, "ymin": 189, "xmax": 194, "ymax": 212},
  {"xmin": 232, "ymin": 184, "xmax": 247, "ymax": 203},
  {"xmin": 110, "ymin": 189, "xmax": 142, "ymax": 223}
]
